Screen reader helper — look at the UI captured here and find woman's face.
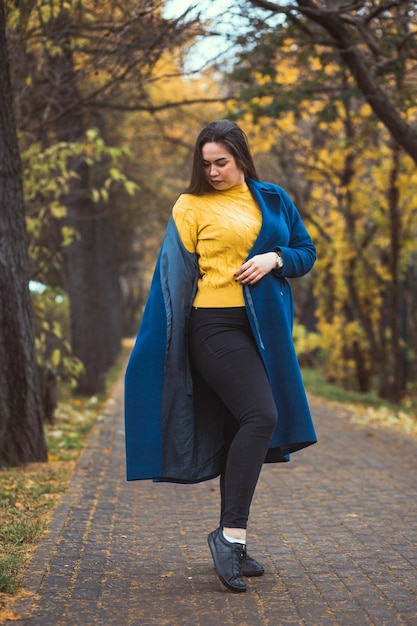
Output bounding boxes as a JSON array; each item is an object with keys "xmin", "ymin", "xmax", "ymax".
[{"xmin": 201, "ymin": 142, "xmax": 245, "ymax": 191}]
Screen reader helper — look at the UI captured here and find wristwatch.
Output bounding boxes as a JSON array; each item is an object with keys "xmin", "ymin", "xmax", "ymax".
[{"xmin": 274, "ymin": 250, "xmax": 284, "ymax": 270}]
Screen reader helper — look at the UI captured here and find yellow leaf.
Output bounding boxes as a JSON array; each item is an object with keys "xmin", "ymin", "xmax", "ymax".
[
  {"xmin": 0, "ymin": 610, "xmax": 22, "ymax": 621},
  {"xmin": 49, "ymin": 202, "xmax": 67, "ymax": 219},
  {"xmin": 51, "ymin": 349, "xmax": 61, "ymax": 367}
]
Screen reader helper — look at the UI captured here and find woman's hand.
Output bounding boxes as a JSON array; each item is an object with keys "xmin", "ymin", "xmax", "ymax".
[{"xmin": 234, "ymin": 252, "xmax": 277, "ymax": 285}]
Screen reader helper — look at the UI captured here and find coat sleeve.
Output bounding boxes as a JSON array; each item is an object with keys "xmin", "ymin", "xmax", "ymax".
[{"xmin": 275, "ymin": 189, "xmax": 316, "ymax": 279}]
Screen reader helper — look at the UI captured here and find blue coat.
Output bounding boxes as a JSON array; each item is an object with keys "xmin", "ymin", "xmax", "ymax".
[{"xmin": 125, "ymin": 179, "xmax": 317, "ymax": 482}]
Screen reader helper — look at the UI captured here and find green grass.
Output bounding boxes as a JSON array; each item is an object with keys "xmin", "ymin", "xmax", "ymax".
[
  {"xmin": 0, "ymin": 466, "xmax": 68, "ymax": 594},
  {"xmin": 0, "ymin": 512, "xmax": 46, "ymax": 593},
  {"xmin": 301, "ymin": 367, "xmax": 389, "ymax": 407},
  {"xmin": 302, "ymin": 366, "xmax": 417, "ymax": 433},
  {"xmin": 0, "ymin": 552, "xmax": 24, "ymax": 595}
]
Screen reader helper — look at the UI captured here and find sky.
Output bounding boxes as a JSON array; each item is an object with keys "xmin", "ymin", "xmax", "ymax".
[
  {"xmin": 162, "ymin": 1, "xmax": 283, "ymax": 72},
  {"xmin": 162, "ymin": 0, "xmax": 244, "ymax": 71},
  {"xmin": 163, "ymin": 0, "xmax": 235, "ymax": 21}
]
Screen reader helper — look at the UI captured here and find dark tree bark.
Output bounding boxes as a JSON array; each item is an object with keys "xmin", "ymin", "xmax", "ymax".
[
  {"xmin": 383, "ymin": 140, "xmax": 405, "ymax": 401},
  {"xmin": 0, "ymin": 0, "xmax": 47, "ymax": 465}
]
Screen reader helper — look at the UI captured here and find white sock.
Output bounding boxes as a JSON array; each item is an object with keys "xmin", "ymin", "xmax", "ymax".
[{"xmin": 223, "ymin": 530, "xmax": 246, "ymax": 545}]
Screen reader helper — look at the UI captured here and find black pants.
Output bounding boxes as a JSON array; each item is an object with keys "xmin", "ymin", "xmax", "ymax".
[{"xmin": 188, "ymin": 307, "xmax": 277, "ymax": 529}]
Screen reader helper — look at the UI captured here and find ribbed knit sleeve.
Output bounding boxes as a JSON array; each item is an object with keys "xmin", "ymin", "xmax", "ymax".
[{"xmin": 172, "ymin": 195, "xmax": 198, "ymax": 254}]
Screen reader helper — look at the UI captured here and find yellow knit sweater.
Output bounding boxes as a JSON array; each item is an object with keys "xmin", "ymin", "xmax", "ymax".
[{"xmin": 172, "ymin": 183, "xmax": 262, "ymax": 307}]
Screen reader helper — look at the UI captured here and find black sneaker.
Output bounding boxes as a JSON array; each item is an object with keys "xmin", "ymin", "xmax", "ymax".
[
  {"xmin": 242, "ymin": 553, "xmax": 264, "ymax": 577},
  {"xmin": 207, "ymin": 528, "xmax": 247, "ymax": 592}
]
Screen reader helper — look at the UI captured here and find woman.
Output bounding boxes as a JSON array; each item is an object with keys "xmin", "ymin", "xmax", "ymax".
[{"xmin": 125, "ymin": 120, "xmax": 317, "ymax": 593}]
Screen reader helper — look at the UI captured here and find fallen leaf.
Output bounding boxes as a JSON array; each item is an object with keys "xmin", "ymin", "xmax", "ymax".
[{"xmin": 0, "ymin": 610, "xmax": 22, "ymax": 621}]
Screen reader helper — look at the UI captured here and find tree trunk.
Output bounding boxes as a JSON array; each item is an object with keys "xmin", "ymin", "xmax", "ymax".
[
  {"xmin": 59, "ymin": 156, "xmax": 123, "ymax": 394},
  {"xmin": 384, "ymin": 140, "xmax": 405, "ymax": 401},
  {"xmin": 0, "ymin": 0, "xmax": 47, "ymax": 465},
  {"xmin": 47, "ymin": 12, "xmax": 123, "ymax": 394}
]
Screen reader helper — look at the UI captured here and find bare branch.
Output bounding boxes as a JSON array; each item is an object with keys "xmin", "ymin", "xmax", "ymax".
[
  {"xmin": 351, "ymin": 19, "xmax": 385, "ymax": 62},
  {"xmin": 248, "ymin": 0, "xmax": 296, "ymax": 15},
  {"xmin": 398, "ymin": 29, "xmax": 417, "ymax": 52},
  {"xmin": 365, "ymin": 1, "xmax": 405, "ymax": 25}
]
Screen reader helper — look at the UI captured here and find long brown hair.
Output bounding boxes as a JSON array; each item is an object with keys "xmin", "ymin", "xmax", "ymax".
[{"xmin": 184, "ymin": 120, "xmax": 259, "ymax": 195}]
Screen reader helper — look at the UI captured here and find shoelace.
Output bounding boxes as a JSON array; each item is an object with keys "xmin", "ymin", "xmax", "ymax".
[{"xmin": 235, "ymin": 546, "xmax": 247, "ymax": 564}]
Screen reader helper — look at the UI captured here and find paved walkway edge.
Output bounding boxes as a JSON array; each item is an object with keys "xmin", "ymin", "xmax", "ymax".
[{"xmin": 11, "ymin": 381, "xmax": 121, "ymax": 623}]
